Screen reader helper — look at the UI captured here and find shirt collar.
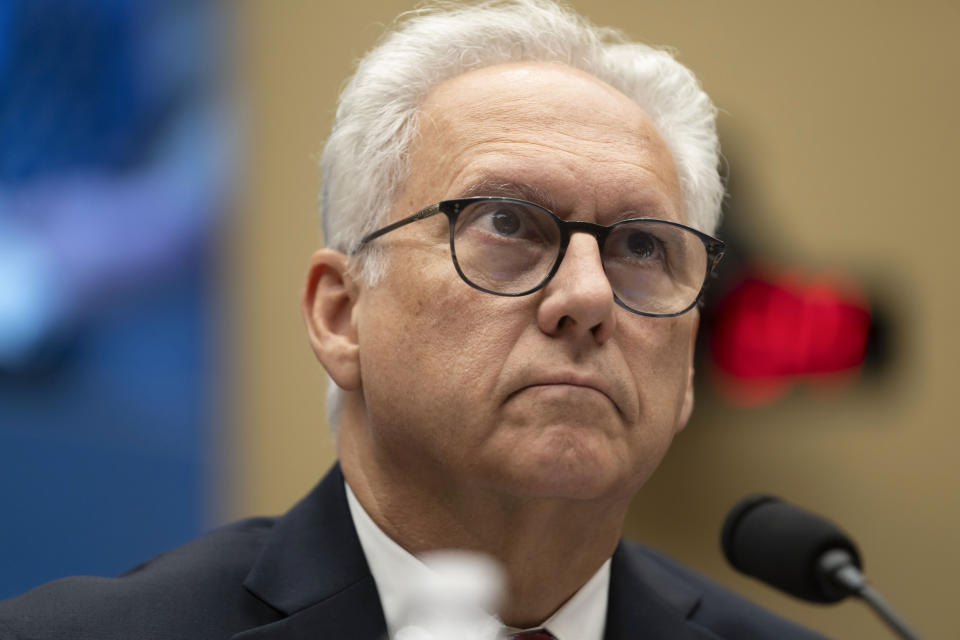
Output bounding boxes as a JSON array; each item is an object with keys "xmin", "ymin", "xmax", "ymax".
[{"xmin": 345, "ymin": 481, "xmax": 609, "ymax": 640}]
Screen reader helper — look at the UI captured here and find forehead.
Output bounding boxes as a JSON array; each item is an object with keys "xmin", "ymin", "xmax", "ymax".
[{"xmin": 400, "ymin": 62, "xmax": 684, "ymax": 221}]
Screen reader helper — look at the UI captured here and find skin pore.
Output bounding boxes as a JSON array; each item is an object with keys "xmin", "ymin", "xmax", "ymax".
[{"xmin": 304, "ymin": 62, "xmax": 699, "ymax": 627}]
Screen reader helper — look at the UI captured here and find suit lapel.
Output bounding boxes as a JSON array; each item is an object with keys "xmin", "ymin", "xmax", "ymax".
[
  {"xmin": 229, "ymin": 466, "xmax": 718, "ymax": 640},
  {"xmin": 605, "ymin": 541, "xmax": 719, "ymax": 640},
  {"xmin": 233, "ymin": 464, "xmax": 388, "ymax": 640}
]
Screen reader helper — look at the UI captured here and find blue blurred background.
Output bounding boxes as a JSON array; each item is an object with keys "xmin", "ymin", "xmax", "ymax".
[{"xmin": 0, "ymin": 0, "xmax": 232, "ymax": 598}]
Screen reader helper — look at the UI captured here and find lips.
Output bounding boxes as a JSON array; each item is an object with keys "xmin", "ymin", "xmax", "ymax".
[{"xmin": 510, "ymin": 371, "xmax": 619, "ymax": 412}]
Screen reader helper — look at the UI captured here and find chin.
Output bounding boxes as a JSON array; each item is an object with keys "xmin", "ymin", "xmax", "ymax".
[
  {"xmin": 496, "ymin": 425, "xmax": 637, "ymax": 501},
  {"xmin": 507, "ymin": 466, "xmax": 630, "ymax": 502}
]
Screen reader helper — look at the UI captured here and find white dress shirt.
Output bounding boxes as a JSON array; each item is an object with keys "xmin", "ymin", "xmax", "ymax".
[{"xmin": 345, "ymin": 482, "xmax": 609, "ymax": 640}]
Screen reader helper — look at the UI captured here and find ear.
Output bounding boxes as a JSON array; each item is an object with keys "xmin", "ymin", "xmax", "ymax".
[
  {"xmin": 675, "ymin": 313, "xmax": 700, "ymax": 432},
  {"xmin": 676, "ymin": 361, "xmax": 696, "ymax": 432},
  {"xmin": 302, "ymin": 249, "xmax": 361, "ymax": 391}
]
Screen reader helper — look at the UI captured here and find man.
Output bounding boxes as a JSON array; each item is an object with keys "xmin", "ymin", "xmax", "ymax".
[{"xmin": 0, "ymin": 1, "xmax": 828, "ymax": 638}]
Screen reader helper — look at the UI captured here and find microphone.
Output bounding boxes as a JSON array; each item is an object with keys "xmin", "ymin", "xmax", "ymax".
[
  {"xmin": 393, "ymin": 550, "xmax": 504, "ymax": 640},
  {"xmin": 721, "ymin": 494, "xmax": 923, "ymax": 640}
]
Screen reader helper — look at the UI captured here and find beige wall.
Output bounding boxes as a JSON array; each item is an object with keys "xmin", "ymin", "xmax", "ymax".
[{"xmin": 227, "ymin": 2, "xmax": 959, "ymax": 637}]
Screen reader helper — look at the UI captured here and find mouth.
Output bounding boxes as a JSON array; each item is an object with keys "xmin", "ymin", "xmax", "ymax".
[
  {"xmin": 524, "ymin": 381, "xmax": 605, "ymax": 395},
  {"xmin": 508, "ymin": 374, "xmax": 621, "ymax": 415}
]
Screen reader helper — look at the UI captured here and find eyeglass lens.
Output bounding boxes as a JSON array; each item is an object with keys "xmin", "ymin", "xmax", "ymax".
[{"xmin": 451, "ymin": 199, "xmax": 708, "ymax": 315}]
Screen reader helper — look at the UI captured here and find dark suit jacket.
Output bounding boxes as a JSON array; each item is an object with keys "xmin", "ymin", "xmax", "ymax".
[{"xmin": 0, "ymin": 464, "xmax": 829, "ymax": 639}]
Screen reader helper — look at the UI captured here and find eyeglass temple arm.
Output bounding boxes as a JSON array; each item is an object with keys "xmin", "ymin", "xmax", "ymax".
[
  {"xmin": 694, "ymin": 243, "xmax": 726, "ymax": 305},
  {"xmin": 354, "ymin": 203, "xmax": 444, "ymax": 252}
]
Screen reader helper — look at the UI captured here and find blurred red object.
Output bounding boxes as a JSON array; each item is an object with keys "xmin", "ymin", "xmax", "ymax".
[{"xmin": 709, "ymin": 268, "xmax": 872, "ymax": 406}]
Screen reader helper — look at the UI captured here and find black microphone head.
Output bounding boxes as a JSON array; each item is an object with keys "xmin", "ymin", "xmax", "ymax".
[{"xmin": 721, "ymin": 494, "xmax": 862, "ymax": 603}]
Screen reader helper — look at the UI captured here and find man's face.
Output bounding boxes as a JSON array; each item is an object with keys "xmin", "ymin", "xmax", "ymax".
[{"xmin": 351, "ymin": 62, "xmax": 698, "ymax": 504}]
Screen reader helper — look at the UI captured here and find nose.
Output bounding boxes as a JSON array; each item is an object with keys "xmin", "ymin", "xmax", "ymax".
[{"xmin": 536, "ymin": 232, "xmax": 616, "ymax": 343}]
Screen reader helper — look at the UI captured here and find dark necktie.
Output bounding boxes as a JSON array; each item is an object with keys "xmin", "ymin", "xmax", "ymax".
[{"xmin": 510, "ymin": 630, "xmax": 557, "ymax": 640}]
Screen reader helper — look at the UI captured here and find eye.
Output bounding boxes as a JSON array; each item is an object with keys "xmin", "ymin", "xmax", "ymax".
[
  {"xmin": 625, "ymin": 230, "xmax": 661, "ymax": 259},
  {"xmin": 458, "ymin": 201, "xmax": 551, "ymax": 242},
  {"xmin": 605, "ymin": 224, "xmax": 673, "ymax": 269},
  {"xmin": 490, "ymin": 209, "xmax": 522, "ymax": 236}
]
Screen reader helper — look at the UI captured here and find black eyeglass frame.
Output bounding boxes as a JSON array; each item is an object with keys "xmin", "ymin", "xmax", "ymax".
[{"xmin": 355, "ymin": 196, "xmax": 726, "ymax": 317}]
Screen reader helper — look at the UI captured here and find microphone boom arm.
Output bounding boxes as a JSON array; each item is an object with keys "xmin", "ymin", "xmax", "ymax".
[{"xmin": 818, "ymin": 550, "xmax": 923, "ymax": 640}]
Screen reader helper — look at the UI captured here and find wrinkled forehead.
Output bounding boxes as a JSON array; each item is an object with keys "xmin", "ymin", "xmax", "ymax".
[
  {"xmin": 398, "ymin": 62, "xmax": 684, "ymax": 221},
  {"xmin": 424, "ymin": 63, "xmax": 650, "ymax": 130}
]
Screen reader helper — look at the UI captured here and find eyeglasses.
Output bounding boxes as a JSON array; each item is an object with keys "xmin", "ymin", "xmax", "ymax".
[{"xmin": 355, "ymin": 197, "xmax": 725, "ymax": 317}]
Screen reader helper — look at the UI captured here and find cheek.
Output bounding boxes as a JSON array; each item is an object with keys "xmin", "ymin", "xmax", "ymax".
[
  {"xmin": 623, "ymin": 316, "xmax": 696, "ymax": 425},
  {"xmin": 613, "ymin": 318, "xmax": 696, "ymax": 487},
  {"xmin": 356, "ymin": 261, "xmax": 520, "ymax": 438}
]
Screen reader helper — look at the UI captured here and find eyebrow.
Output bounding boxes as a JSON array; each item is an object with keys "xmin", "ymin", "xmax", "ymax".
[
  {"xmin": 456, "ymin": 176, "xmax": 676, "ymax": 223},
  {"xmin": 457, "ymin": 178, "xmax": 561, "ymax": 213}
]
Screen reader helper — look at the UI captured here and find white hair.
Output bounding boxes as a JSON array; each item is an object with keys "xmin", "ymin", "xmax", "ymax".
[{"xmin": 320, "ymin": 0, "xmax": 724, "ymax": 430}]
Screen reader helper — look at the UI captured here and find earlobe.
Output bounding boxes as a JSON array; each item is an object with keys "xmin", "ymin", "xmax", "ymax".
[
  {"xmin": 676, "ymin": 364, "xmax": 695, "ymax": 432},
  {"xmin": 302, "ymin": 249, "xmax": 362, "ymax": 391},
  {"xmin": 675, "ymin": 313, "xmax": 700, "ymax": 432}
]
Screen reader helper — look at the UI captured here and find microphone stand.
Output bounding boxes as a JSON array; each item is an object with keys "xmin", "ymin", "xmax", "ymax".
[{"xmin": 818, "ymin": 550, "xmax": 923, "ymax": 640}]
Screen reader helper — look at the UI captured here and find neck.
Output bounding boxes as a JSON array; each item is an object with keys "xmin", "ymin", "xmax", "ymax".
[{"xmin": 338, "ymin": 406, "xmax": 628, "ymax": 628}]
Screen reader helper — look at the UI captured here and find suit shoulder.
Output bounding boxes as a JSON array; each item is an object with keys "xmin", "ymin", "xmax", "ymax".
[
  {"xmin": 0, "ymin": 517, "xmax": 281, "ymax": 640},
  {"xmin": 619, "ymin": 540, "xmax": 831, "ymax": 639}
]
